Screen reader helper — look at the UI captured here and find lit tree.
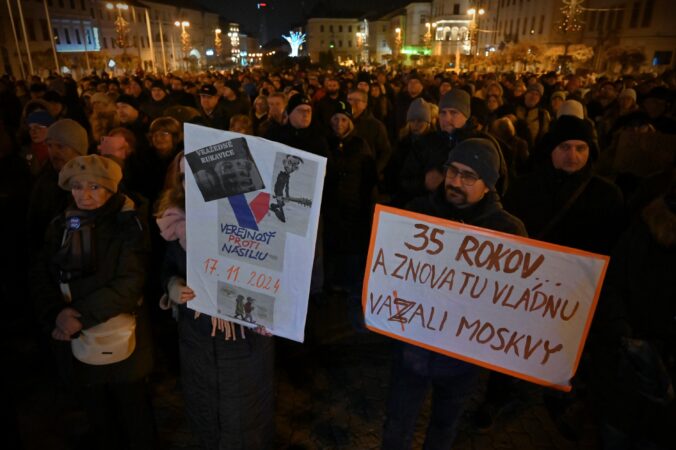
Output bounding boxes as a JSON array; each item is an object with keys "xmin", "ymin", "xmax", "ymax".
[
  {"xmin": 282, "ymin": 31, "xmax": 306, "ymax": 57},
  {"xmin": 556, "ymin": 0, "xmax": 585, "ymax": 73},
  {"xmin": 558, "ymin": 0, "xmax": 584, "ymax": 33}
]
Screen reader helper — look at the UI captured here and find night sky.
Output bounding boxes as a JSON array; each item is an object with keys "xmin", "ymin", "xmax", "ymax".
[{"xmin": 195, "ymin": 0, "xmax": 408, "ymax": 44}]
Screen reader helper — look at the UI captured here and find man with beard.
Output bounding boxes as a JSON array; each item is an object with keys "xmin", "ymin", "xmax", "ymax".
[
  {"xmin": 27, "ymin": 119, "xmax": 88, "ymax": 257},
  {"xmin": 315, "ymin": 76, "xmax": 346, "ymax": 132},
  {"xmin": 382, "ymin": 138, "xmax": 526, "ymax": 450}
]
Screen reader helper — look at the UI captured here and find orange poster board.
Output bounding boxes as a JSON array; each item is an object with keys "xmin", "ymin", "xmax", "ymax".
[{"xmin": 362, "ymin": 205, "xmax": 609, "ymax": 391}]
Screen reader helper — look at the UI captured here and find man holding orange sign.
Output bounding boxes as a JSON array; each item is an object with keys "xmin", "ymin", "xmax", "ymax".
[{"xmin": 380, "ymin": 138, "xmax": 527, "ymax": 449}]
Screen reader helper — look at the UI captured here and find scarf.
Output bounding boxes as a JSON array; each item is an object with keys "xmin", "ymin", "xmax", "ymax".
[
  {"xmin": 52, "ymin": 194, "xmax": 126, "ymax": 283},
  {"xmin": 156, "ymin": 206, "xmax": 186, "ymax": 250}
]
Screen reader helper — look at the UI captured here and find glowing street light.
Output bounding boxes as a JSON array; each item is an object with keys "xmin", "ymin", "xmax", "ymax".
[
  {"xmin": 227, "ymin": 24, "xmax": 240, "ymax": 63},
  {"xmin": 394, "ymin": 27, "xmax": 402, "ymax": 56},
  {"xmin": 106, "ymin": 2, "xmax": 130, "ymax": 48},
  {"xmin": 467, "ymin": 7, "xmax": 485, "ymax": 56},
  {"xmin": 175, "ymin": 20, "xmax": 190, "ymax": 54},
  {"xmin": 214, "ymin": 28, "xmax": 222, "ymax": 56},
  {"xmin": 423, "ymin": 22, "xmax": 432, "ymax": 48}
]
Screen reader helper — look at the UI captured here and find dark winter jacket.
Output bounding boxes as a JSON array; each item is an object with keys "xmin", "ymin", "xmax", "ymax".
[
  {"xmin": 504, "ymin": 162, "xmax": 624, "ymax": 254},
  {"xmin": 315, "ymin": 93, "xmax": 346, "ymax": 132},
  {"xmin": 401, "ymin": 188, "xmax": 527, "ymax": 374},
  {"xmin": 590, "ymin": 195, "xmax": 676, "ymax": 445},
  {"xmin": 393, "ymin": 123, "xmax": 505, "ymax": 207},
  {"xmin": 27, "ymin": 163, "xmax": 71, "ymax": 258},
  {"xmin": 353, "ymin": 111, "xmax": 392, "ymax": 177},
  {"xmin": 140, "ymin": 95, "xmax": 176, "ymax": 121},
  {"xmin": 220, "ymin": 95, "xmax": 251, "ymax": 125},
  {"xmin": 264, "ymin": 123, "xmax": 329, "ymax": 158},
  {"xmin": 324, "ymin": 132, "xmax": 377, "ymax": 254},
  {"xmin": 31, "ymin": 193, "xmax": 153, "ymax": 384}
]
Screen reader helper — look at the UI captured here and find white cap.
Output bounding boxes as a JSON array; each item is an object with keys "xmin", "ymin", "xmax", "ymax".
[{"xmin": 557, "ymin": 99, "xmax": 585, "ymax": 120}]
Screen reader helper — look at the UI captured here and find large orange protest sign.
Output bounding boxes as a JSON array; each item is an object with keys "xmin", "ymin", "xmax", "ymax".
[{"xmin": 362, "ymin": 205, "xmax": 609, "ymax": 391}]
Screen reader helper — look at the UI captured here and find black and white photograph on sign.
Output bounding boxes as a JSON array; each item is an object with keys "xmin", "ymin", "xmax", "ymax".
[
  {"xmin": 185, "ymin": 137, "xmax": 265, "ymax": 202},
  {"xmin": 216, "ymin": 281, "xmax": 274, "ymax": 330},
  {"xmin": 268, "ymin": 152, "xmax": 318, "ymax": 237}
]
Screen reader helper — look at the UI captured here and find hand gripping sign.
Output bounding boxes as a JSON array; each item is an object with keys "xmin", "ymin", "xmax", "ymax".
[
  {"xmin": 363, "ymin": 205, "xmax": 609, "ymax": 391},
  {"xmin": 184, "ymin": 124, "xmax": 326, "ymax": 342}
]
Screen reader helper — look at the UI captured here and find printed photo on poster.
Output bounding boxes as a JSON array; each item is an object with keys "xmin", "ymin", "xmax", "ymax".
[
  {"xmin": 185, "ymin": 137, "xmax": 265, "ymax": 202},
  {"xmin": 217, "ymin": 281, "xmax": 275, "ymax": 330},
  {"xmin": 268, "ymin": 152, "xmax": 318, "ymax": 237},
  {"xmin": 218, "ymin": 194, "xmax": 287, "ymax": 271}
]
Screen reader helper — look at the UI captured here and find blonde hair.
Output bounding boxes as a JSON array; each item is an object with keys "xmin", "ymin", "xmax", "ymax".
[
  {"xmin": 230, "ymin": 114, "xmax": 253, "ymax": 135},
  {"xmin": 155, "ymin": 151, "xmax": 185, "ymax": 215}
]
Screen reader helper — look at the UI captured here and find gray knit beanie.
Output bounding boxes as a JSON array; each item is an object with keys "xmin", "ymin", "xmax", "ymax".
[
  {"xmin": 46, "ymin": 119, "xmax": 88, "ymax": 156},
  {"xmin": 406, "ymin": 98, "xmax": 431, "ymax": 123},
  {"xmin": 527, "ymin": 82, "xmax": 545, "ymax": 97},
  {"xmin": 439, "ymin": 89, "xmax": 471, "ymax": 118},
  {"xmin": 445, "ymin": 138, "xmax": 500, "ymax": 190}
]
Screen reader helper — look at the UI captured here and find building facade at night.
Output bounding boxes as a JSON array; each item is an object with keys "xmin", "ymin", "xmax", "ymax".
[
  {"xmin": 304, "ymin": 0, "xmax": 675, "ymax": 71},
  {"xmin": 0, "ymin": 0, "xmax": 253, "ymax": 77}
]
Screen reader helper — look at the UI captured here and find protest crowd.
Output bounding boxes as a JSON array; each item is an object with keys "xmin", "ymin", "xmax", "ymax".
[{"xmin": 0, "ymin": 63, "xmax": 674, "ymax": 450}]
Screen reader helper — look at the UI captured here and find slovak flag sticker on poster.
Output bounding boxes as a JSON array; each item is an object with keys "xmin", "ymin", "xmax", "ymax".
[{"xmin": 184, "ymin": 123, "xmax": 326, "ymax": 342}]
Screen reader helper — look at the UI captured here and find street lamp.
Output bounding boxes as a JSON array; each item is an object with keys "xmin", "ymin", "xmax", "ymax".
[
  {"xmin": 423, "ymin": 22, "xmax": 432, "ymax": 48},
  {"xmin": 174, "ymin": 20, "xmax": 190, "ymax": 69},
  {"xmin": 227, "ymin": 24, "xmax": 240, "ymax": 64},
  {"xmin": 174, "ymin": 20, "xmax": 190, "ymax": 53},
  {"xmin": 467, "ymin": 7, "xmax": 485, "ymax": 57},
  {"xmin": 107, "ymin": 2, "xmax": 130, "ymax": 49},
  {"xmin": 214, "ymin": 28, "xmax": 222, "ymax": 57},
  {"xmin": 394, "ymin": 27, "xmax": 402, "ymax": 57}
]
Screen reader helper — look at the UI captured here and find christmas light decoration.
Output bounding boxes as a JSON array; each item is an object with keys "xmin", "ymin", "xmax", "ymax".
[
  {"xmin": 106, "ymin": 3, "xmax": 130, "ymax": 48},
  {"xmin": 214, "ymin": 28, "xmax": 222, "ymax": 57},
  {"xmin": 558, "ymin": 0, "xmax": 584, "ymax": 33},
  {"xmin": 175, "ymin": 21, "xmax": 191, "ymax": 55},
  {"xmin": 282, "ymin": 31, "xmax": 306, "ymax": 57}
]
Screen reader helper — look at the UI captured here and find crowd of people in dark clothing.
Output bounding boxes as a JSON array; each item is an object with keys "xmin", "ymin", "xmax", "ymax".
[{"xmin": 0, "ymin": 63, "xmax": 674, "ymax": 450}]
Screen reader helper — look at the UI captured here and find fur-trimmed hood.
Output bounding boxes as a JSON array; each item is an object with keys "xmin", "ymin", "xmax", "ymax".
[{"xmin": 642, "ymin": 196, "xmax": 676, "ymax": 247}]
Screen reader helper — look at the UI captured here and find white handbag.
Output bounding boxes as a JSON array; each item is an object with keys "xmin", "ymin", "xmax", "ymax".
[{"xmin": 71, "ymin": 313, "xmax": 136, "ymax": 365}]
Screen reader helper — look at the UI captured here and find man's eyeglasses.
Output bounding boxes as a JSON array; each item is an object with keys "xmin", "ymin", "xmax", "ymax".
[{"xmin": 445, "ymin": 165, "xmax": 480, "ymax": 186}]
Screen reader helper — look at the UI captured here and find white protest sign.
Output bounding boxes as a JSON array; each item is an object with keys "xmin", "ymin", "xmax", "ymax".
[
  {"xmin": 363, "ymin": 205, "xmax": 609, "ymax": 391},
  {"xmin": 184, "ymin": 123, "xmax": 326, "ymax": 342}
]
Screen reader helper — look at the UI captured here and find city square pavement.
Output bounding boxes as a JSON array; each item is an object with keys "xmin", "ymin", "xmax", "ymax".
[{"xmin": 10, "ymin": 292, "xmax": 601, "ymax": 450}]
